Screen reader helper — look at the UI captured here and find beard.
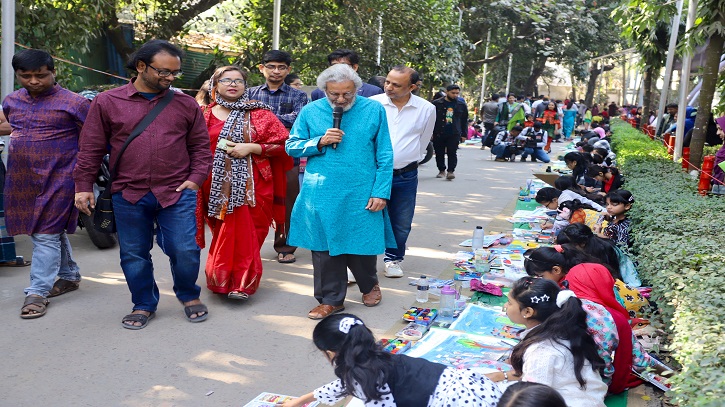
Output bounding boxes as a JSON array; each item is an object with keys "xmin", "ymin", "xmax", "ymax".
[
  {"xmin": 141, "ymin": 71, "xmax": 171, "ymax": 92},
  {"xmin": 326, "ymin": 95, "xmax": 357, "ymax": 112}
]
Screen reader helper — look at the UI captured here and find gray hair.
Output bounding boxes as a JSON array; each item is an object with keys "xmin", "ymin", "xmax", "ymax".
[{"xmin": 316, "ymin": 64, "xmax": 363, "ymax": 92}]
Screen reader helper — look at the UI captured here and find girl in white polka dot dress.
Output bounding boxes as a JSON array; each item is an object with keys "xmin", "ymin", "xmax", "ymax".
[{"xmin": 280, "ymin": 313, "xmax": 501, "ymax": 407}]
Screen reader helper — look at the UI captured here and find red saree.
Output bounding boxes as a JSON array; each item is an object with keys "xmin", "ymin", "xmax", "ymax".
[
  {"xmin": 196, "ymin": 104, "xmax": 292, "ymax": 295},
  {"xmin": 562, "ymin": 263, "xmax": 643, "ymax": 394}
]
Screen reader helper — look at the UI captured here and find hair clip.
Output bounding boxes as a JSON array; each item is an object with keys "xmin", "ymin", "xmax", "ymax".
[
  {"xmin": 554, "ymin": 244, "xmax": 564, "ymax": 253},
  {"xmin": 556, "ymin": 290, "xmax": 577, "ymax": 308},
  {"xmin": 339, "ymin": 317, "xmax": 363, "ymax": 334},
  {"xmin": 530, "ymin": 294, "xmax": 551, "ymax": 304},
  {"xmin": 628, "ymin": 195, "xmax": 635, "ymax": 203}
]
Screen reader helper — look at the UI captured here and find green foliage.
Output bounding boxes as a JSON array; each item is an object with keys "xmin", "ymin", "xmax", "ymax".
[
  {"xmin": 610, "ymin": 121, "xmax": 725, "ymax": 406},
  {"xmin": 9, "ymin": 0, "xmax": 114, "ymax": 85},
  {"xmin": 611, "ymin": 0, "xmax": 675, "ymax": 72},
  {"xmin": 211, "ymin": 0, "xmax": 467, "ymax": 88}
]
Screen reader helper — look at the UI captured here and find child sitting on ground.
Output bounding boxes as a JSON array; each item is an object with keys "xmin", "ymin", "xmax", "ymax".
[
  {"xmin": 594, "ymin": 190, "xmax": 634, "ymax": 249},
  {"xmin": 282, "ymin": 313, "xmax": 502, "ymax": 407},
  {"xmin": 521, "ymin": 245, "xmax": 666, "ymax": 393},
  {"xmin": 586, "ymin": 165, "xmax": 622, "ymax": 195},
  {"xmin": 535, "ymin": 187, "xmax": 606, "ymax": 234},
  {"xmin": 486, "ymin": 277, "xmax": 607, "ymax": 406}
]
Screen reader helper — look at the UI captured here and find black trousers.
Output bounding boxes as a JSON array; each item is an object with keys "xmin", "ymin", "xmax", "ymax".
[
  {"xmin": 433, "ymin": 134, "xmax": 459, "ymax": 173},
  {"xmin": 311, "ymin": 251, "xmax": 378, "ymax": 306}
]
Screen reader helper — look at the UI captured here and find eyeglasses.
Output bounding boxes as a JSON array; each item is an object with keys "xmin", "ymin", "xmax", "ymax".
[
  {"xmin": 326, "ymin": 90, "xmax": 356, "ymax": 100},
  {"xmin": 147, "ymin": 64, "xmax": 183, "ymax": 78},
  {"xmin": 263, "ymin": 64, "xmax": 289, "ymax": 71},
  {"xmin": 218, "ymin": 78, "xmax": 246, "ymax": 86}
]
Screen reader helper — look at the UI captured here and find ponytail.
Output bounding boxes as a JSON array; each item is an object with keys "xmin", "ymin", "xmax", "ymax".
[
  {"xmin": 313, "ymin": 314, "xmax": 392, "ymax": 401},
  {"xmin": 509, "ymin": 278, "xmax": 605, "ymax": 388}
]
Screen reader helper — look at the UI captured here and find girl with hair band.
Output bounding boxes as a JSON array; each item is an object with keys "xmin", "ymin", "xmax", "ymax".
[
  {"xmin": 281, "ymin": 313, "xmax": 501, "ymax": 407},
  {"xmin": 522, "ymin": 245, "xmax": 668, "ymax": 393},
  {"xmin": 496, "ymin": 382, "xmax": 567, "ymax": 407},
  {"xmin": 196, "ymin": 66, "xmax": 293, "ymax": 300},
  {"xmin": 488, "ymin": 277, "xmax": 607, "ymax": 406}
]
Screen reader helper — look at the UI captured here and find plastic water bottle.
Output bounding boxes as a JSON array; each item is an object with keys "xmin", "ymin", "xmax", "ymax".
[
  {"xmin": 416, "ymin": 275, "xmax": 429, "ymax": 303},
  {"xmin": 439, "ymin": 285, "xmax": 457, "ymax": 317},
  {"xmin": 475, "ymin": 248, "xmax": 491, "ymax": 274},
  {"xmin": 471, "ymin": 226, "xmax": 484, "ymax": 250}
]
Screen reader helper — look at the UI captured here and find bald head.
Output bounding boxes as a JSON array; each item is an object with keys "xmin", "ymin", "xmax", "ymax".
[{"xmin": 384, "ymin": 66, "xmax": 419, "ymax": 104}]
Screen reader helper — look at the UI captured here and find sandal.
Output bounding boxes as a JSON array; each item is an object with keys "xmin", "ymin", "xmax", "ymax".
[
  {"xmin": 227, "ymin": 291, "xmax": 249, "ymax": 300},
  {"xmin": 277, "ymin": 252, "xmax": 296, "ymax": 264},
  {"xmin": 121, "ymin": 311, "xmax": 155, "ymax": 330},
  {"xmin": 184, "ymin": 303, "xmax": 209, "ymax": 323},
  {"xmin": 48, "ymin": 279, "xmax": 80, "ymax": 298},
  {"xmin": 20, "ymin": 296, "xmax": 49, "ymax": 319}
]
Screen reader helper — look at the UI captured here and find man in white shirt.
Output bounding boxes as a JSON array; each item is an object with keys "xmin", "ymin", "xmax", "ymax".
[{"xmin": 370, "ymin": 66, "xmax": 435, "ymax": 278}]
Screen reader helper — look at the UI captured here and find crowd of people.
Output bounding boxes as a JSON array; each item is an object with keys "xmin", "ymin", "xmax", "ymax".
[{"xmin": 0, "ymin": 38, "xmax": 684, "ymax": 406}]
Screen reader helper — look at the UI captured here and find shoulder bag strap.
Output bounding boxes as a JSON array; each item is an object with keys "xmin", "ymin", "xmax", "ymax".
[{"xmin": 109, "ymin": 90, "xmax": 175, "ymax": 180}]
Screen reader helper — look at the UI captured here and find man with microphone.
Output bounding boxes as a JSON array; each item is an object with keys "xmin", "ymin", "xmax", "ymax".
[
  {"xmin": 285, "ymin": 64, "xmax": 394, "ymax": 320},
  {"xmin": 369, "ymin": 66, "xmax": 434, "ymax": 278}
]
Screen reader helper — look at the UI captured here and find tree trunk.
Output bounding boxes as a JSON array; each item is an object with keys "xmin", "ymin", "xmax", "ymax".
[
  {"xmin": 523, "ymin": 56, "xmax": 547, "ymax": 95},
  {"xmin": 689, "ymin": 25, "xmax": 725, "ymax": 168},
  {"xmin": 156, "ymin": 0, "xmax": 226, "ymax": 39},
  {"xmin": 641, "ymin": 69, "xmax": 653, "ymax": 131},
  {"xmin": 585, "ymin": 63, "xmax": 600, "ymax": 107}
]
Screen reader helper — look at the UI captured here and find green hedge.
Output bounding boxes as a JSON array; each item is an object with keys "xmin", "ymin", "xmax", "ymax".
[{"xmin": 610, "ymin": 121, "xmax": 725, "ymax": 406}]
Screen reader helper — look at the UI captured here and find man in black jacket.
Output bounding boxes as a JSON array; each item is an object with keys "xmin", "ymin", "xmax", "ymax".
[{"xmin": 432, "ymin": 85, "xmax": 468, "ymax": 180}]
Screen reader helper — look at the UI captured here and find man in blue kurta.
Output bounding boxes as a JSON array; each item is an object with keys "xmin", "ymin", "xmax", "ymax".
[
  {"xmin": 2, "ymin": 49, "xmax": 90, "ymax": 319},
  {"xmin": 286, "ymin": 64, "xmax": 394, "ymax": 320}
]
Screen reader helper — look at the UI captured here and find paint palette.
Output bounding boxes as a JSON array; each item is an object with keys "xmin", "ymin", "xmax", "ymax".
[
  {"xmin": 402, "ymin": 307, "xmax": 438, "ymax": 326},
  {"xmin": 379, "ymin": 338, "xmax": 412, "ymax": 354}
]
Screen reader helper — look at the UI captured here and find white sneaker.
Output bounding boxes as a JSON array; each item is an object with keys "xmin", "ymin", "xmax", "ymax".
[
  {"xmin": 347, "ymin": 270, "xmax": 356, "ymax": 284},
  {"xmin": 384, "ymin": 261, "xmax": 404, "ymax": 278}
]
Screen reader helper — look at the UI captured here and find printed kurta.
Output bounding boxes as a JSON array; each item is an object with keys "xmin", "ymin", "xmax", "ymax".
[
  {"xmin": 2, "ymin": 85, "xmax": 89, "ymax": 235},
  {"xmin": 285, "ymin": 97, "xmax": 395, "ymax": 256}
]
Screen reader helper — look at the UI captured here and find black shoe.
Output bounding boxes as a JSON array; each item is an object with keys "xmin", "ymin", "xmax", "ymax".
[{"xmin": 531, "ymin": 157, "xmax": 537, "ymax": 162}]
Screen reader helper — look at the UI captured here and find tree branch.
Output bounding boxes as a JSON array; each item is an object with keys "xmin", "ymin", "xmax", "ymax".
[{"xmin": 161, "ymin": 0, "xmax": 227, "ymax": 38}]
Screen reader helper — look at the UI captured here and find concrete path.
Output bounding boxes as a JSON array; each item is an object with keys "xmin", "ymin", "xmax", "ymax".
[{"xmin": 0, "ymin": 143, "xmax": 558, "ymax": 406}]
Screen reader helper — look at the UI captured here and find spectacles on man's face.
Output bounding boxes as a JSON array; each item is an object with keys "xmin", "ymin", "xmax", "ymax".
[
  {"xmin": 264, "ymin": 64, "xmax": 289, "ymax": 72},
  {"xmin": 326, "ymin": 90, "xmax": 355, "ymax": 101},
  {"xmin": 147, "ymin": 64, "xmax": 183, "ymax": 78},
  {"xmin": 218, "ymin": 78, "xmax": 246, "ymax": 86}
]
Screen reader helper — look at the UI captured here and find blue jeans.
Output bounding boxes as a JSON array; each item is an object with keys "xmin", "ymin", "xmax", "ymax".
[
  {"xmin": 491, "ymin": 144, "xmax": 517, "ymax": 159},
  {"xmin": 521, "ymin": 148, "xmax": 551, "ymax": 163},
  {"xmin": 25, "ymin": 232, "xmax": 80, "ymax": 297},
  {"xmin": 112, "ymin": 190, "xmax": 201, "ymax": 312},
  {"xmin": 385, "ymin": 169, "xmax": 418, "ymax": 262}
]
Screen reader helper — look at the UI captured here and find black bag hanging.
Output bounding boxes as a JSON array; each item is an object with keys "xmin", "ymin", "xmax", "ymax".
[{"xmin": 93, "ymin": 90, "xmax": 175, "ymax": 233}]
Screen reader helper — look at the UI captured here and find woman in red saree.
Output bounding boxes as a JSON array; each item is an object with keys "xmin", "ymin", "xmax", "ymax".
[{"xmin": 196, "ymin": 66, "xmax": 292, "ymax": 300}]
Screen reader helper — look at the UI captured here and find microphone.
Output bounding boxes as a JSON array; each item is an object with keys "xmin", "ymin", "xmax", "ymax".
[{"xmin": 332, "ymin": 106, "xmax": 343, "ymax": 149}]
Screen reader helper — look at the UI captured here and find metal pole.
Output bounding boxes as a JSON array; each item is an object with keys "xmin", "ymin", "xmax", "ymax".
[
  {"xmin": 272, "ymin": 0, "xmax": 281, "ymax": 50},
  {"xmin": 376, "ymin": 15, "xmax": 382, "ymax": 67},
  {"xmin": 622, "ymin": 57, "xmax": 627, "ymax": 105},
  {"xmin": 505, "ymin": 27, "xmax": 515, "ymax": 96},
  {"xmin": 656, "ymin": 0, "xmax": 684, "ymax": 131},
  {"xmin": 674, "ymin": 0, "xmax": 697, "ymax": 162},
  {"xmin": 1, "ymin": 0, "xmax": 16, "ymax": 100},
  {"xmin": 478, "ymin": 29, "xmax": 491, "ymax": 113}
]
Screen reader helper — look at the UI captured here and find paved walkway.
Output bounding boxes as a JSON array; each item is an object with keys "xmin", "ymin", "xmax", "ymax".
[{"xmin": 0, "ymin": 143, "xmax": 561, "ymax": 406}]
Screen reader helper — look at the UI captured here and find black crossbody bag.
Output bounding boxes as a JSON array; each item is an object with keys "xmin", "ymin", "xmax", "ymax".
[{"xmin": 94, "ymin": 90, "xmax": 175, "ymax": 233}]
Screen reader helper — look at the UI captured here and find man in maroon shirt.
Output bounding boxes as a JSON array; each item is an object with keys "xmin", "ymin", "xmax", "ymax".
[{"xmin": 73, "ymin": 40, "xmax": 212, "ymax": 330}]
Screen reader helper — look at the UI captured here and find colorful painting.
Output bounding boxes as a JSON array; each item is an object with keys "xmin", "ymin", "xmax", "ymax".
[
  {"xmin": 448, "ymin": 304, "xmax": 525, "ymax": 339},
  {"xmin": 405, "ymin": 328, "xmax": 512, "ymax": 374}
]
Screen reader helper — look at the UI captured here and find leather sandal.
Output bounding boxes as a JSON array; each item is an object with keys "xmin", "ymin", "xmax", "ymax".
[
  {"xmin": 308, "ymin": 304, "xmax": 345, "ymax": 320},
  {"xmin": 20, "ymin": 296, "xmax": 49, "ymax": 319},
  {"xmin": 48, "ymin": 279, "xmax": 80, "ymax": 298},
  {"xmin": 362, "ymin": 285, "xmax": 382, "ymax": 307}
]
